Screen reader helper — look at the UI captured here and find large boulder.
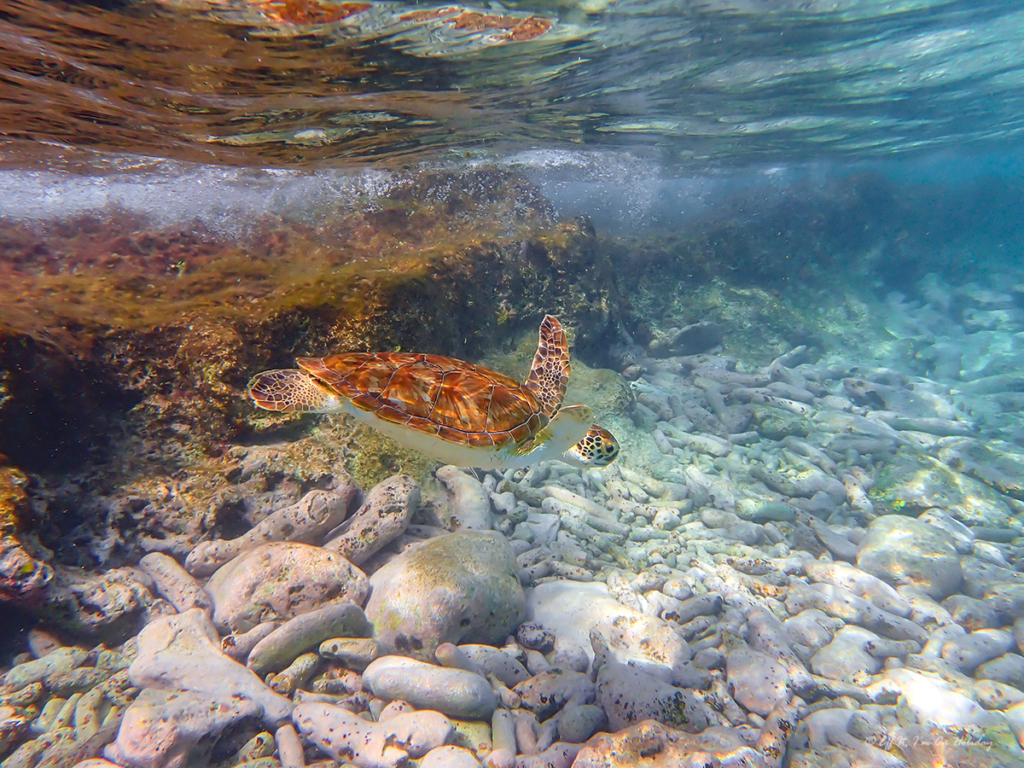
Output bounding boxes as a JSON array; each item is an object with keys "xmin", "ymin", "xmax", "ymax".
[
  {"xmin": 365, "ymin": 532, "xmax": 524, "ymax": 661},
  {"xmin": 106, "ymin": 688, "xmax": 259, "ymax": 768},
  {"xmin": 871, "ymin": 450, "xmax": 1012, "ymax": 527},
  {"xmin": 206, "ymin": 542, "xmax": 369, "ymax": 634},
  {"xmin": 525, "ymin": 581, "xmax": 693, "ymax": 684},
  {"xmin": 125, "ymin": 608, "xmax": 293, "ymax": 725},
  {"xmin": 856, "ymin": 514, "xmax": 962, "ymax": 600},
  {"xmin": 595, "ymin": 660, "xmax": 712, "ymax": 733}
]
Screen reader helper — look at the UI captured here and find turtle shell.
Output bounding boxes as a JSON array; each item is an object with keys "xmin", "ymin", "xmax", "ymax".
[{"xmin": 297, "ymin": 352, "xmax": 547, "ymax": 449}]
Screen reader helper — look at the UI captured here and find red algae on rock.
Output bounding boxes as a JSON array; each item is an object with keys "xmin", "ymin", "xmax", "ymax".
[{"xmin": 0, "ymin": 461, "xmax": 53, "ymax": 605}]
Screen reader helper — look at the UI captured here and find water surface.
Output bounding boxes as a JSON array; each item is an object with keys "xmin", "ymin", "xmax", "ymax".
[{"xmin": 1, "ymin": 0, "xmax": 1021, "ymax": 170}]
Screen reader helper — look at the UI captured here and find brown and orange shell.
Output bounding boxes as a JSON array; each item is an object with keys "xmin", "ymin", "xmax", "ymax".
[{"xmin": 298, "ymin": 352, "xmax": 547, "ymax": 448}]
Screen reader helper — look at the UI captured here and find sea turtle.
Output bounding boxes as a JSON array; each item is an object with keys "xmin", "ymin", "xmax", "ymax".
[{"xmin": 247, "ymin": 315, "xmax": 619, "ymax": 469}]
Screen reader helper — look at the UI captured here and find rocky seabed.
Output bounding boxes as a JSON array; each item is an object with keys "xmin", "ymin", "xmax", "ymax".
[{"xmin": 6, "ymin": 278, "xmax": 1024, "ymax": 767}]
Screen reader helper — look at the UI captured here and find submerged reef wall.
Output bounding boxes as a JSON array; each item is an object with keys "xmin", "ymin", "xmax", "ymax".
[
  {"xmin": 0, "ymin": 167, "xmax": 1020, "ymax": 586},
  {"xmin": 1, "ymin": 167, "xmax": 1020, "ymax": 469}
]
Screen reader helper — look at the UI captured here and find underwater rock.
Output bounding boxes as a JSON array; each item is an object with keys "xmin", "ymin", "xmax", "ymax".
[
  {"xmin": 810, "ymin": 625, "xmax": 886, "ymax": 683},
  {"xmin": 572, "ymin": 698, "xmax": 797, "ymax": 768},
  {"xmin": 319, "ymin": 637, "xmax": 380, "ymax": 669},
  {"xmin": 104, "ymin": 687, "xmax": 259, "ymax": 768},
  {"xmin": 803, "ymin": 561, "xmax": 911, "ymax": 617},
  {"xmin": 434, "ymin": 466, "xmax": 494, "ymax": 531},
  {"xmin": 976, "ymin": 653, "xmax": 1024, "ymax": 689},
  {"xmin": 514, "ymin": 670, "xmax": 596, "ymax": 720},
  {"xmin": 751, "ymin": 466, "xmax": 845, "ymax": 503},
  {"xmin": 127, "ymin": 608, "xmax": 292, "ymax": 726},
  {"xmin": 554, "ymin": 703, "xmax": 607, "ymax": 744},
  {"xmin": 961, "ymin": 556, "xmax": 1024, "ymax": 599},
  {"xmin": 365, "ymin": 532, "xmax": 523, "ymax": 660},
  {"xmin": 724, "ymin": 642, "xmax": 800, "ymax": 716},
  {"xmin": 648, "ymin": 322, "xmax": 724, "ymax": 357},
  {"xmin": 293, "ymin": 701, "xmax": 454, "ymax": 767},
  {"xmin": 30, "ymin": 567, "xmax": 155, "ymax": 642},
  {"xmin": 793, "ymin": 707, "xmax": 901, "ymax": 768},
  {"xmin": 246, "ymin": 602, "xmax": 372, "ymax": 675},
  {"xmin": 595, "ymin": 663, "xmax": 707, "ymax": 734},
  {"xmin": 526, "ymin": 581, "xmax": 695, "ymax": 682},
  {"xmin": 324, "ymin": 474, "xmax": 419, "ymax": 565},
  {"xmin": 222, "ymin": 621, "xmax": 280, "ymax": 662},
  {"xmin": 138, "ymin": 553, "xmax": 212, "ymax": 615},
  {"xmin": 878, "ymin": 667, "xmax": 1007, "ymax": 732},
  {"xmin": 785, "ymin": 581, "xmax": 927, "ymax": 643},
  {"xmin": 750, "ymin": 405, "xmax": 811, "ymax": 440},
  {"xmin": 3, "ymin": 646, "xmax": 88, "ymax": 689},
  {"xmin": 364, "ymin": 656, "xmax": 497, "ymax": 720},
  {"xmin": 936, "ymin": 437, "xmax": 1024, "ymax": 498},
  {"xmin": 941, "ymin": 629, "xmax": 1014, "ymax": 674},
  {"xmin": 457, "ymin": 644, "xmax": 530, "ymax": 687},
  {"xmin": 185, "ymin": 486, "xmax": 356, "ymax": 577},
  {"xmin": 515, "ymin": 743, "xmax": 582, "ymax": 768},
  {"xmin": 594, "ymin": 636, "xmax": 712, "ymax": 734},
  {"xmin": 206, "ymin": 542, "xmax": 369, "ymax": 634},
  {"xmin": 0, "ymin": 465, "xmax": 53, "ymax": 606},
  {"xmin": 419, "ymin": 745, "xmax": 482, "ymax": 768},
  {"xmin": 871, "ymin": 450, "xmax": 1013, "ymax": 527},
  {"xmin": 856, "ymin": 515, "xmax": 963, "ymax": 600},
  {"xmin": 782, "ymin": 609, "xmax": 843, "ymax": 662},
  {"xmin": 943, "ymin": 594, "xmax": 1000, "ymax": 630}
]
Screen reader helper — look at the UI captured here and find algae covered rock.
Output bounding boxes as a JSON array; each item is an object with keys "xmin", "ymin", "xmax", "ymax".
[
  {"xmin": 105, "ymin": 688, "xmax": 260, "ymax": 768},
  {"xmin": 131, "ymin": 608, "xmax": 294, "ymax": 719},
  {"xmin": 364, "ymin": 656, "xmax": 497, "ymax": 720},
  {"xmin": 573, "ymin": 700, "xmax": 798, "ymax": 768},
  {"xmin": 856, "ymin": 515, "xmax": 962, "ymax": 600},
  {"xmin": 365, "ymin": 531, "xmax": 524, "ymax": 661},
  {"xmin": 525, "ymin": 581, "xmax": 692, "ymax": 682},
  {"xmin": 751, "ymin": 405, "xmax": 811, "ymax": 440},
  {"xmin": 206, "ymin": 542, "xmax": 369, "ymax": 634},
  {"xmin": 871, "ymin": 449, "xmax": 1013, "ymax": 527},
  {"xmin": 247, "ymin": 602, "xmax": 372, "ymax": 675},
  {"xmin": 324, "ymin": 474, "xmax": 419, "ymax": 564},
  {"xmin": 937, "ymin": 437, "xmax": 1024, "ymax": 498},
  {"xmin": 0, "ymin": 464, "xmax": 52, "ymax": 605},
  {"xmin": 595, "ymin": 660, "xmax": 712, "ymax": 733}
]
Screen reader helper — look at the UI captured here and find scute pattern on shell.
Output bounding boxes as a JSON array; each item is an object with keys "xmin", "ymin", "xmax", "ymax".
[{"xmin": 297, "ymin": 352, "xmax": 548, "ymax": 448}]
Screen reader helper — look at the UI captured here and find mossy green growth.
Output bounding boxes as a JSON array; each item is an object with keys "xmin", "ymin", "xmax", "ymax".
[
  {"xmin": 750, "ymin": 406, "xmax": 811, "ymax": 440},
  {"xmin": 872, "ymin": 449, "xmax": 1013, "ymax": 527}
]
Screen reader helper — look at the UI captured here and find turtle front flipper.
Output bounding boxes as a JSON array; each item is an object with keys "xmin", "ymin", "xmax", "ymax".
[
  {"xmin": 523, "ymin": 314, "xmax": 570, "ymax": 417},
  {"xmin": 247, "ymin": 369, "xmax": 342, "ymax": 413},
  {"xmin": 509, "ymin": 403, "xmax": 593, "ymax": 465}
]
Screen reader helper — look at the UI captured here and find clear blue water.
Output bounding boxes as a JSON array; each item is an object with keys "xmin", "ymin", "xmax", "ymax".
[{"xmin": 2, "ymin": 4, "xmax": 1024, "ymax": 766}]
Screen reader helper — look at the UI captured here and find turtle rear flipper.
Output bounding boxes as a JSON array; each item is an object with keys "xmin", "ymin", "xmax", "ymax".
[{"xmin": 247, "ymin": 369, "xmax": 341, "ymax": 413}]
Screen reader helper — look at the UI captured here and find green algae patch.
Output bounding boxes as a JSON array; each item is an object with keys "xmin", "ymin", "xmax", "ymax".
[{"xmin": 871, "ymin": 449, "xmax": 1014, "ymax": 528}]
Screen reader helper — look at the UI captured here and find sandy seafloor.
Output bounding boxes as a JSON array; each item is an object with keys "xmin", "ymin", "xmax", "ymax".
[{"xmin": 5, "ymin": 255, "xmax": 1024, "ymax": 768}]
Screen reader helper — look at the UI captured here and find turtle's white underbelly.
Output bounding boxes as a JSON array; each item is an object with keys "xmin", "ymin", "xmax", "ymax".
[{"xmin": 338, "ymin": 399, "xmax": 542, "ymax": 470}]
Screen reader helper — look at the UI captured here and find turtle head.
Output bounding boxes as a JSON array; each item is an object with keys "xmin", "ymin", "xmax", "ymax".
[{"xmin": 560, "ymin": 424, "xmax": 620, "ymax": 467}]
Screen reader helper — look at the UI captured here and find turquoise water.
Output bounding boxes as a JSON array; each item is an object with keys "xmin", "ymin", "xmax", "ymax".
[{"xmin": 2, "ymin": 2, "xmax": 1024, "ymax": 768}]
